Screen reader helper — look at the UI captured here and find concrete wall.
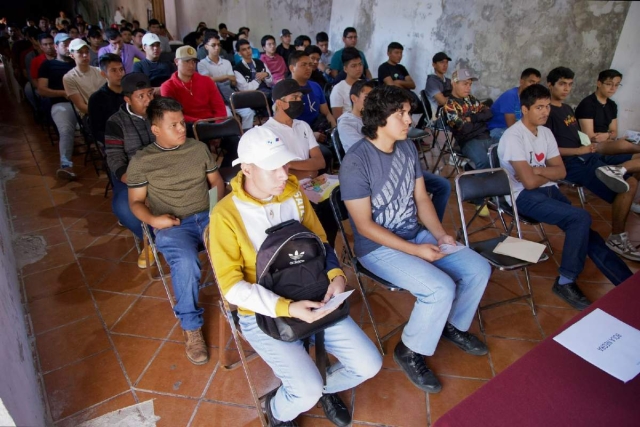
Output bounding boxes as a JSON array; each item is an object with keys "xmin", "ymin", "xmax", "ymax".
[
  {"xmin": 0, "ymin": 179, "xmax": 47, "ymax": 426},
  {"xmin": 76, "ymin": 0, "xmax": 150, "ymax": 29}
]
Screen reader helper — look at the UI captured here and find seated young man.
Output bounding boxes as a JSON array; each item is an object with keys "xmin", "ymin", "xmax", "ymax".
[
  {"xmin": 128, "ymin": 97, "xmax": 224, "ymax": 364},
  {"xmin": 197, "ymin": 32, "xmax": 254, "ymax": 131},
  {"xmin": 209, "ymin": 126, "xmax": 381, "ymax": 427},
  {"xmin": 544, "ymin": 67, "xmax": 640, "ymax": 261},
  {"xmin": 294, "ymin": 35, "xmax": 311, "ymax": 51},
  {"xmin": 487, "ymin": 67, "xmax": 541, "ymax": 139},
  {"xmin": 425, "ymin": 52, "xmax": 452, "ymax": 118},
  {"xmin": 329, "ymin": 27, "xmax": 371, "ymax": 80},
  {"xmin": 338, "ymin": 81, "xmax": 451, "ymax": 223},
  {"xmin": 329, "ymin": 47, "xmax": 363, "ymax": 119},
  {"xmin": 132, "ymin": 32, "xmax": 176, "ymax": 87},
  {"xmin": 104, "ymin": 73, "xmax": 155, "ymax": 265},
  {"xmin": 233, "ymin": 38, "xmax": 273, "ymax": 99},
  {"xmin": 276, "ymin": 28, "xmax": 295, "ymax": 65},
  {"xmin": 98, "ymin": 28, "xmax": 145, "ymax": 73},
  {"xmin": 315, "ymin": 31, "xmax": 333, "ymax": 78},
  {"xmin": 259, "ymin": 34, "xmax": 287, "ymax": 84},
  {"xmin": 341, "ymin": 86, "xmax": 490, "ymax": 393},
  {"xmin": 64, "ymin": 38, "xmax": 105, "ymax": 117},
  {"xmin": 304, "ymin": 45, "xmax": 328, "ymax": 86},
  {"xmin": 87, "ymin": 53, "xmax": 125, "ymax": 145},
  {"xmin": 498, "ymin": 84, "xmax": 632, "ymax": 310}
]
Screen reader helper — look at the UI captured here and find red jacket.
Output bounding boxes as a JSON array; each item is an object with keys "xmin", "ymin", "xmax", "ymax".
[{"xmin": 160, "ymin": 72, "xmax": 227, "ymax": 123}]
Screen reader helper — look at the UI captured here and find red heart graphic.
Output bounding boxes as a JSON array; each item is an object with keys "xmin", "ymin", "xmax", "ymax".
[{"xmin": 535, "ymin": 152, "xmax": 545, "ymax": 162}]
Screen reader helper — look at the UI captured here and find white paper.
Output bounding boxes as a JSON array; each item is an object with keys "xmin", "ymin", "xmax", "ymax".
[
  {"xmin": 313, "ymin": 289, "xmax": 355, "ymax": 312},
  {"xmin": 553, "ymin": 308, "xmax": 640, "ymax": 383},
  {"xmin": 493, "ymin": 236, "xmax": 546, "ymax": 263},
  {"xmin": 439, "ymin": 244, "xmax": 465, "ymax": 255}
]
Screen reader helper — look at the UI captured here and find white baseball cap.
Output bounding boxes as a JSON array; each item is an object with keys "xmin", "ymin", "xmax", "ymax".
[
  {"xmin": 141, "ymin": 33, "xmax": 161, "ymax": 47},
  {"xmin": 232, "ymin": 127, "xmax": 301, "ymax": 170},
  {"xmin": 69, "ymin": 38, "xmax": 89, "ymax": 52}
]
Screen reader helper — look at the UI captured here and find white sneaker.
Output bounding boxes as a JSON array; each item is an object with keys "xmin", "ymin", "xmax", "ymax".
[
  {"xmin": 606, "ymin": 232, "xmax": 640, "ymax": 261},
  {"xmin": 631, "ymin": 202, "xmax": 640, "ymax": 214},
  {"xmin": 596, "ymin": 166, "xmax": 629, "ymax": 194}
]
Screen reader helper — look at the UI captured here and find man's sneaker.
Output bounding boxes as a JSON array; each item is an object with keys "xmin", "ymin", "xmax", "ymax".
[
  {"xmin": 319, "ymin": 393, "xmax": 351, "ymax": 427},
  {"xmin": 441, "ymin": 322, "xmax": 488, "ymax": 355},
  {"xmin": 265, "ymin": 388, "xmax": 298, "ymax": 427},
  {"xmin": 137, "ymin": 246, "xmax": 156, "ymax": 269},
  {"xmin": 56, "ymin": 166, "xmax": 77, "ymax": 181},
  {"xmin": 631, "ymin": 202, "xmax": 640, "ymax": 214},
  {"xmin": 476, "ymin": 205, "xmax": 490, "ymax": 217},
  {"xmin": 606, "ymin": 232, "xmax": 640, "ymax": 261},
  {"xmin": 595, "ymin": 166, "xmax": 629, "ymax": 194},
  {"xmin": 183, "ymin": 328, "xmax": 209, "ymax": 365},
  {"xmin": 551, "ymin": 277, "xmax": 591, "ymax": 310},
  {"xmin": 393, "ymin": 340, "xmax": 442, "ymax": 393}
]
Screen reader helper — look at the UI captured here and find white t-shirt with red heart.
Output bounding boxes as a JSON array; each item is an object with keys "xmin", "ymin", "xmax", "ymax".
[{"xmin": 497, "ymin": 120, "xmax": 561, "ymax": 203}]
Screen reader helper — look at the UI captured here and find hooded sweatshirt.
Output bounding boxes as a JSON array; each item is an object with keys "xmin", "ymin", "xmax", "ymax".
[{"xmin": 208, "ymin": 172, "xmax": 344, "ymax": 317}]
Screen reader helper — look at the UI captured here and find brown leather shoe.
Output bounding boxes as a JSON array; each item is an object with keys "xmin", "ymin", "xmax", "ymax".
[{"xmin": 184, "ymin": 328, "xmax": 209, "ymax": 365}]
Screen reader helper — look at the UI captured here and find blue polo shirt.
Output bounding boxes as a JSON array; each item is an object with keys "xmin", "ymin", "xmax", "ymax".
[
  {"xmin": 297, "ymin": 80, "xmax": 326, "ymax": 126},
  {"xmin": 488, "ymin": 87, "xmax": 521, "ymax": 130}
]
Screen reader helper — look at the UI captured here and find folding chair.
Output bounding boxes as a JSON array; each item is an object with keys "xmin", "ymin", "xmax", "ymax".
[
  {"xmin": 329, "ymin": 186, "xmax": 407, "ymax": 355},
  {"xmin": 230, "ymin": 90, "xmax": 272, "ymax": 126},
  {"xmin": 487, "ymin": 144, "xmax": 553, "ymax": 255},
  {"xmin": 557, "ymin": 180, "xmax": 587, "ymax": 208},
  {"xmin": 330, "ymin": 128, "xmax": 344, "ymax": 165},
  {"xmin": 70, "ymin": 105, "xmax": 106, "ymax": 177},
  {"xmin": 455, "ymin": 168, "xmax": 548, "ymax": 330},
  {"xmin": 193, "ymin": 116, "xmax": 243, "ymax": 163},
  {"xmin": 323, "ymin": 82, "xmax": 334, "ymax": 110}
]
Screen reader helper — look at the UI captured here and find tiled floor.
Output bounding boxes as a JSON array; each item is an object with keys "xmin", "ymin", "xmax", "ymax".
[{"xmin": 3, "ymin": 69, "xmax": 640, "ymax": 426}]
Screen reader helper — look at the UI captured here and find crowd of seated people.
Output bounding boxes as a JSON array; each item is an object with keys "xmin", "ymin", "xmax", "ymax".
[{"xmin": 4, "ymin": 12, "xmax": 639, "ymax": 427}]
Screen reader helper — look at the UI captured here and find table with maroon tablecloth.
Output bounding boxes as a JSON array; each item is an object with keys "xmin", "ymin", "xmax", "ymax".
[{"xmin": 434, "ymin": 273, "xmax": 640, "ymax": 427}]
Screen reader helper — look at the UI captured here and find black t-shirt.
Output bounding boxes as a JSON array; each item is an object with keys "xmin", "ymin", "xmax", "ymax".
[
  {"xmin": 38, "ymin": 59, "xmax": 75, "ymax": 105},
  {"xmin": 377, "ymin": 62, "xmax": 410, "ymax": 83},
  {"xmin": 276, "ymin": 44, "xmax": 296, "ymax": 65},
  {"xmin": 575, "ymin": 93, "xmax": 618, "ymax": 134},
  {"xmin": 87, "ymin": 83, "xmax": 126, "ymax": 143},
  {"xmin": 545, "ymin": 103, "xmax": 581, "ymax": 150}
]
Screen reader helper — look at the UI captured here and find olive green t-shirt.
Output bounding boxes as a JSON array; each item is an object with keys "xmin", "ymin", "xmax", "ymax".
[{"xmin": 126, "ymin": 138, "xmax": 218, "ymax": 219}]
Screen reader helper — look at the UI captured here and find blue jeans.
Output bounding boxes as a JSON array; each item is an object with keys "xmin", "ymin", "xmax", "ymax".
[
  {"xmin": 489, "ymin": 128, "xmax": 505, "ymax": 140},
  {"xmin": 239, "ymin": 314, "xmax": 381, "ymax": 422},
  {"xmin": 460, "ymin": 137, "xmax": 497, "ymax": 171},
  {"xmin": 359, "ymin": 228, "xmax": 491, "ymax": 356},
  {"xmin": 422, "ymin": 171, "xmax": 451, "ymax": 222},
  {"xmin": 154, "ymin": 211, "xmax": 209, "ymax": 331},
  {"xmin": 563, "ymin": 153, "xmax": 632, "ymax": 204},
  {"xmin": 516, "ymin": 186, "xmax": 631, "ymax": 284},
  {"xmin": 112, "ymin": 175, "xmax": 143, "ymax": 239}
]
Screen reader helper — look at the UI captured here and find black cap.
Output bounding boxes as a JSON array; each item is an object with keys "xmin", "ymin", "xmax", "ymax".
[
  {"xmin": 272, "ymin": 79, "xmax": 311, "ymax": 101},
  {"xmin": 432, "ymin": 52, "xmax": 452, "ymax": 63},
  {"xmin": 121, "ymin": 72, "xmax": 152, "ymax": 94},
  {"xmin": 280, "ymin": 29, "xmax": 291, "ymax": 37}
]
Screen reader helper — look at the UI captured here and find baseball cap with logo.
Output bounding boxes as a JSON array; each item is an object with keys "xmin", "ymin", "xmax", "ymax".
[
  {"xmin": 54, "ymin": 33, "xmax": 70, "ymax": 44},
  {"xmin": 232, "ymin": 127, "xmax": 301, "ymax": 170},
  {"xmin": 121, "ymin": 72, "xmax": 152, "ymax": 95},
  {"xmin": 272, "ymin": 79, "xmax": 311, "ymax": 101},
  {"xmin": 453, "ymin": 69, "xmax": 478, "ymax": 82},
  {"xmin": 432, "ymin": 52, "xmax": 452, "ymax": 63},
  {"xmin": 69, "ymin": 38, "xmax": 89, "ymax": 52},
  {"xmin": 175, "ymin": 45, "xmax": 198, "ymax": 60},
  {"xmin": 280, "ymin": 29, "xmax": 291, "ymax": 37},
  {"xmin": 142, "ymin": 33, "xmax": 161, "ymax": 47}
]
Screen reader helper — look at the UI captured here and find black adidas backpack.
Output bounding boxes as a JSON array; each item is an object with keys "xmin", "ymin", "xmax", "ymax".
[{"xmin": 255, "ymin": 219, "xmax": 350, "ymax": 342}]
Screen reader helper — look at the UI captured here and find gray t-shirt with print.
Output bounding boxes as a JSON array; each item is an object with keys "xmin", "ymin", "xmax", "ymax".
[{"xmin": 339, "ymin": 138, "xmax": 422, "ymax": 256}]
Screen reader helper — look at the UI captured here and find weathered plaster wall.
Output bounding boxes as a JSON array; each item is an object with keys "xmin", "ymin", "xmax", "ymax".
[{"xmin": 76, "ymin": 0, "xmax": 150, "ymax": 29}]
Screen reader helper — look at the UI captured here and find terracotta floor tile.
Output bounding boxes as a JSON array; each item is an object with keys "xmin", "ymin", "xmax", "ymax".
[
  {"xmin": 67, "ymin": 230, "xmax": 100, "ymax": 253},
  {"xmin": 80, "ymin": 234, "xmax": 137, "ymax": 261},
  {"xmin": 111, "ymin": 297, "xmax": 177, "ymax": 339},
  {"xmin": 28, "ymin": 287, "xmax": 96, "ymax": 334},
  {"xmin": 169, "ymin": 305, "xmax": 221, "ymax": 348},
  {"xmin": 51, "ymin": 191, "xmax": 111, "ymax": 212},
  {"xmin": 111, "ymin": 335, "xmax": 163, "ymax": 384},
  {"xmin": 480, "ymin": 270, "xmax": 524, "ymax": 306},
  {"xmin": 480, "ymin": 303, "xmax": 544, "ymax": 340},
  {"xmin": 536, "ymin": 305, "xmax": 579, "ymax": 337},
  {"xmin": 8, "ymin": 196, "xmax": 55, "ymax": 217},
  {"xmin": 134, "ymin": 392, "xmax": 198, "ymax": 427},
  {"xmin": 528, "ymin": 274, "xmax": 573, "ymax": 309},
  {"xmin": 190, "ymin": 401, "xmax": 261, "ymax": 426},
  {"xmin": 143, "ymin": 280, "xmax": 172, "ymax": 300},
  {"xmin": 352, "ymin": 368, "xmax": 427, "ymax": 426},
  {"xmin": 486, "ymin": 337, "xmax": 539, "ymax": 375},
  {"xmin": 10, "ymin": 212, "xmax": 62, "ymax": 234},
  {"xmin": 23, "ymin": 225, "xmax": 68, "ymax": 247},
  {"xmin": 92, "ymin": 290, "xmax": 137, "ymax": 328},
  {"xmin": 205, "ymin": 356, "xmax": 279, "ymax": 405},
  {"xmin": 20, "ymin": 241, "xmax": 76, "ymax": 276},
  {"xmin": 135, "ymin": 341, "xmax": 217, "ymax": 398},
  {"xmin": 579, "ymin": 258, "xmax": 611, "ymax": 284},
  {"xmin": 55, "ymin": 208, "xmax": 87, "ymax": 229},
  {"xmin": 429, "ymin": 376, "xmax": 487, "ymax": 424},
  {"xmin": 298, "ymin": 416, "xmax": 341, "ymax": 426},
  {"xmin": 91, "ymin": 262, "xmax": 152, "ymax": 294},
  {"xmin": 429, "ymin": 339, "xmax": 493, "ymax": 380},
  {"xmin": 54, "ymin": 392, "xmax": 137, "ymax": 427},
  {"xmin": 77, "ymin": 256, "xmax": 117, "ymax": 284},
  {"xmin": 361, "ymin": 287, "xmax": 413, "ymax": 326},
  {"xmin": 579, "ymin": 281, "xmax": 616, "ymax": 304},
  {"xmin": 36, "ymin": 315, "xmax": 111, "ymax": 373},
  {"xmin": 67, "ymin": 211, "xmax": 119, "ymax": 236},
  {"xmin": 526, "ymin": 255, "xmax": 560, "ymax": 278},
  {"xmin": 4, "ymin": 174, "xmax": 46, "ymax": 192},
  {"xmin": 43, "ymin": 350, "xmax": 129, "ymax": 421},
  {"xmin": 23, "ymin": 262, "xmax": 86, "ymax": 302},
  {"xmin": 6, "ymin": 186, "xmax": 51, "ymax": 203}
]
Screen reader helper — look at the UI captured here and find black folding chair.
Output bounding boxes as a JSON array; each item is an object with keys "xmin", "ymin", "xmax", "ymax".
[
  {"xmin": 70, "ymin": 105, "xmax": 106, "ymax": 177},
  {"xmin": 329, "ymin": 186, "xmax": 407, "ymax": 355},
  {"xmin": 194, "ymin": 116, "xmax": 243, "ymax": 177},
  {"xmin": 455, "ymin": 168, "xmax": 548, "ymax": 330},
  {"xmin": 230, "ymin": 90, "xmax": 272, "ymax": 125},
  {"xmin": 330, "ymin": 128, "xmax": 345, "ymax": 165}
]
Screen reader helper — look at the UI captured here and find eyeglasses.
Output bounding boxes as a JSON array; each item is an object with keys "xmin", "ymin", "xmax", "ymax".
[
  {"xmin": 346, "ymin": 35, "xmax": 358, "ymax": 39},
  {"xmin": 206, "ymin": 43, "xmax": 220, "ymax": 47},
  {"xmin": 603, "ymin": 82, "xmax": 622, "ymax": 88}
]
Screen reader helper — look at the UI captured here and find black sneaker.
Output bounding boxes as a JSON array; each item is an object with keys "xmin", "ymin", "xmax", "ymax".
[
  {"xmin": 441, "ymin": 323, "xmax": 488, "ymax": 356},
  {"xmin": 552, "ymin": 277, "xmax": 591, "ymax": 311},
  {"xmin": 319, "ymin": 393, "xmax": 351, "ymax": 427},
  {"xmin": 265, "ymin": 388, "xmax": 298, "ymax": 427},
  {"xmin": 393, "ymin": 340, "xmax": 442, "ymax": 393}
]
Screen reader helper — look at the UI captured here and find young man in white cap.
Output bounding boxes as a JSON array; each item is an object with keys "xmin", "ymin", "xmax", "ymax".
[
  {"xmin": 133, "ymin": 32, "xmax": 176, "ymax": 87},
  {"xmin": 127, "ymin": 97, "xmax": 224, "ymax": 364},
  {"xmin": 63, "ymin": 37, "xmax": 105, "ymax": 116},
  {"xmin": 37, "ymin": 33, "xmax": 77, "ymax": 179},
  {"xmin": 209, "ymin": 126, "xmax": 381, "ymax": 427}
]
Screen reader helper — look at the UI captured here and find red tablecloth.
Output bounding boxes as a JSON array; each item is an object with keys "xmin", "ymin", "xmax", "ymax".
[{"xmin": 434, "ymin": 273, "xmax": 640, "ymax": 427}]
